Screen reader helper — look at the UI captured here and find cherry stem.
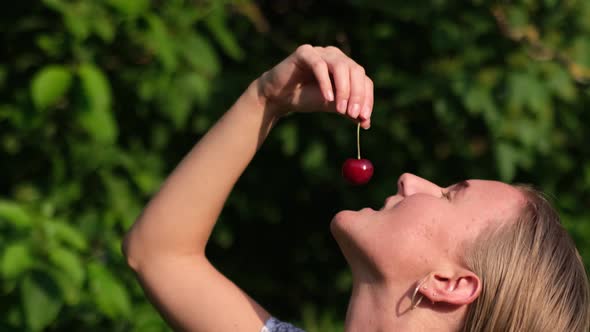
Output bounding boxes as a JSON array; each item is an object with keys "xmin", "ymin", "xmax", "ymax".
[{"xmin": 356, "ymin": 123, "xmax": 361, "ymax": 160}]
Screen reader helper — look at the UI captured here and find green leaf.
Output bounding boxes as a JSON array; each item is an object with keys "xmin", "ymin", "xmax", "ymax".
[
  {"xmin": 49, "ymin": 267, "xmax": 81, "ymax": 305},
  {"xmin": 42, "ymin": 0, "xmax": 66, "ymax": 12},
  {"xmin": 146, "ymin": 14, "xmax": 177, "ymax": 71},
  {"xmin": 463, "ymin": 85, "xmax": 495, "ymax": 115},
  {"xmin": 0, "ymin": 308, "xmax": 22, "ymax": 332},
  {"xmin": 131, "ymin": 304, "xmax": 170, "ymax": 332},
  {"xmin": 514, "ymin": 118, "xmax": 540, "ymax": 148},
  {"xmin": 2, "ymin": 243, "xmax": 34, "ymax": 279},
  {"xmin": 178, "ymin": 34, "xmax": 220, "ymax": 76},
  {"xmin": 48, "ymin": 247, "xmax": 85, "ymax": 286},
  {"xmin": 21, "ymin": 272, "xmax": 63, "ymax": 332},
  {"xmin": 52, "ymin": 221, "xmax": 88, "ymax": 251},
  {"xmin": 278, "ymin": 123, "xmax": 299, "ymax": 156},
  {"xmin": 506, "ymin": 6, "xmax": 528, "ymax": 28},
  {"xmin": 162, "ymin": 78, "xmax": 195, "ymax": 129},
  {"xmin": 30, "ymin": 65, "xmax": 72, "ymax": 110},
  {"xmin": 78, "ymin": 63, "xmax": 118, "ymax": 144},
  {"xmin": 496, "ymin": 142, "xmax": 518, "ymax": 181},
  {"xmin": 47, "ymin": 247, "xmax": 85, "ymax": 305},
  {"xmin": 0, "ymin": 200, "xmax": 31, "ymax": 228},
  {"xmin": 64, "ymin": 12, "xmax": 91, "ymax": 40},
  {"xmin": 508, "ymin": 71, "xmax": 549, "ymax": 115},
  {"xmin": 93, "ymin": 13, "xmax": 116, "ymax": 42},
  {"xmin": 79, "ymin": 63, "xmax": 111, "ymax": 115},
  {"xmin": 182, "ymin": 73, "xmax": 210, "ymax": 108},
  {"xmin": 205, "ymin": 5, "xmax": 244, "ymax": 60},
  {"xmin": 101, "ymin": 173, "xmax": 141, "ymax": 226},
  {"xmin": 108, "ymin": 0, "xmax": 149, "ymax": 17},
  {"xmin": 546, "ymin": 66, "xmax": 576, "ymax": 102},
  {"xmin": 88, "ymin": 262, "xmax": 132, "ymax": 319},
  {"xmin": 132, "ymin": 169, "xmax": 161, "ymax": 195},
  {"xmin": 301, "ymin": 141, "xmax": 326, "ymax": 171}
]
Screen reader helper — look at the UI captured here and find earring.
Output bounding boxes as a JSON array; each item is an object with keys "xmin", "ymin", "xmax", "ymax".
[{"xmin": 411, "ymin": 274, "xmax": 430, "ymax": 310}]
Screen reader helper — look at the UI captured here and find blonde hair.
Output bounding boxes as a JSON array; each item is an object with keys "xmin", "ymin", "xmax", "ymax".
[{"xmin": 462, "ymin": 185, "xmax": 590, "ymax": 332}]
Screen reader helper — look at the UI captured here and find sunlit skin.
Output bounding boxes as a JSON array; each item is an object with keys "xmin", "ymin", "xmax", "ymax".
[
  {"xmin": 331, "ymin": 173, "xmax": 527, "ymax": 330},
  {"xmin": 123, "ymin": 44, "xmax": 529, "ymax": 332},
  {"xmin": 123, "ymin": 44, "xmax": 374, "ymax": 332}
]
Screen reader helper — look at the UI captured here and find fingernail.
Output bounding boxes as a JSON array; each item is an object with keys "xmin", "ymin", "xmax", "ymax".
[
  {"xmin": 327, "ymin": 91, "xmax": 334, "ymax": 102},
  {"xmin": 338, "ymin": 99, "xmax": 348, "ymax": 113},
  {"xmin": 361, "ymin": 106, "xmax": 370, "ymax": 119},
  {"xmin": 351, "ymin": 103, "xmax": 360, "ymax": 118}
]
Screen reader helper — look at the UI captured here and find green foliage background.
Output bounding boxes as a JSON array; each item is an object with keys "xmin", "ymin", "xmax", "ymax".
[{"xmin": 1, "ymin": 1, "xmax": 590, "ymax": 331}]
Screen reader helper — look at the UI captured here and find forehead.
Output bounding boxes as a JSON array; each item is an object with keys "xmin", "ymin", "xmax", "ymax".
[{"xmin": 454, "ymin": 179, "xmax": 526, "ymax": 222}]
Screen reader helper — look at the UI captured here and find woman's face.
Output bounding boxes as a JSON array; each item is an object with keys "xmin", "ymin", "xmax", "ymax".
[{"xmin": 331, "ymin": 173, "xmax": 526, "ymax": 282}]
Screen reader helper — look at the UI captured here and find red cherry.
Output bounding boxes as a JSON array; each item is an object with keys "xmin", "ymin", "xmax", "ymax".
[
  {"xmin": 342, "ymin": 158, "xmax": 374, "ymax": 185},
  {"xmin": 342, "ymin": 123, "xmax": 373, "ymax": 185}
]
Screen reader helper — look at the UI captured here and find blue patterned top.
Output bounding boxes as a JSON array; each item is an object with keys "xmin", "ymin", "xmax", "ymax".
[{"xmin": 261, "ymin": 317, "xmax": 306, "ymax": 332}]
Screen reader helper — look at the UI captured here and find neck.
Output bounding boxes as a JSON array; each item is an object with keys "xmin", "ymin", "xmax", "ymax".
[{"xmin": 344, "ymin": 278, "xmax": 437, "ymax": 332}]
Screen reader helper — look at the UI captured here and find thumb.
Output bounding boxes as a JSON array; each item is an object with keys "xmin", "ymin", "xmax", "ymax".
[{"xmin": 290, "ymin": 84, "xmax": 336, "ymax": 113}]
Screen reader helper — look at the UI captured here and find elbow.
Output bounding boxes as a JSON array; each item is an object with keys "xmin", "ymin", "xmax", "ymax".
[
  {"xmin": 121, "ymin": 230, "xmax": 142, "ymax": 272},
  {"xmin": 121, "ymin": 217, "xmax": 208, "ymax": 273}
]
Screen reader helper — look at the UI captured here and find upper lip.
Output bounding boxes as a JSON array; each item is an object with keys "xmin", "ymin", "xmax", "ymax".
[{"xmin": 382, "ymin": 195, "xmax": 402, "ymax": 210}]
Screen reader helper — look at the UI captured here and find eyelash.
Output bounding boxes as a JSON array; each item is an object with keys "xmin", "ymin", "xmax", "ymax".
[{"xmin": 441, "ymin": 190, "xmax": 451, "ymax": 200}]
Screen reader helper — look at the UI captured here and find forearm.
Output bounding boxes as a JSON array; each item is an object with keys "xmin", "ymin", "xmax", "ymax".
[
  {"xmin": 124, "ymin": 80, "xmax": 279, "ymax": 267},
  {"xmin": 121, "ymin": 45, "xmax": 373, "ymax": 332}
]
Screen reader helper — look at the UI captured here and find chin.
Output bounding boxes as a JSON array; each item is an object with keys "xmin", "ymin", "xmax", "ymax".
[
  {"xmin": 330, "ymin": 209, "xmax": 368, "ymax": 239},
  {"xmin": 331, "ymin": 206, "xmax": 375, "ymax": 228},
  {"xmin": 330, "ymin": 209, "xmax": 382, "ymax": 280},
  {"xmin": 330, "ymin": 209, "xmax": 373, "ymax": 251},
  {"xmin": 330, "ymin": 211, "xmax": 357, "ymax": 266},
  {"xmin": 330, "ymin": 209, "xmax": 351, "ymax": 235}
]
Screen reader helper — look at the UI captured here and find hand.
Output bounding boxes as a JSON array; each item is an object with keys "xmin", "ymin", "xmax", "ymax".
[{"xmin": 255, "ymin": 44, "xmax": 374, "ymax": 129}]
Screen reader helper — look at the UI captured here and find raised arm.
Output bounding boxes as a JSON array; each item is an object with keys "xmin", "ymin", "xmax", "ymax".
[{"xmin": 122, "ymin": 45, "xmax": 373, "ymax": 332}]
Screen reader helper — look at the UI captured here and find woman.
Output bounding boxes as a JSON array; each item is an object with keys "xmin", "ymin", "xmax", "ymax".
[{"xmin": 122, "ymin": 45, "xmax": 590, "ymax": 331}]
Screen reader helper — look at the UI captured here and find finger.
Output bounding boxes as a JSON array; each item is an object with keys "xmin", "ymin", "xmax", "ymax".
[
  {"xmin": 330, "ymin": 60, "xmax": 351, "ymax": 114},
  {"xmin": 294, "ymin": 44, "xmax": 334, "ymax": 102},
  {"xmin": 360, "ymin": 76, "xmax": 374, "ymax": 121},
  {"xmin": 347, "ymin": 65, "xmax": 366, "ymax": 119},
  {"xmin": 291, "ymin": 84, "xmax": 332, "ymax": 112},
  {"xmin": 360, "ymin": 118, "xmax": 371, "ymax": 130},
  {"xmin": 320, "ymin": 47, "xmax": 350, "ymax": 114}
]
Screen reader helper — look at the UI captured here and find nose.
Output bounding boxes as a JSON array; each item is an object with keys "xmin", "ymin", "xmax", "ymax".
[{"xmin": 396, "ymin": 173, "xmax": 442, "ymax": 197}]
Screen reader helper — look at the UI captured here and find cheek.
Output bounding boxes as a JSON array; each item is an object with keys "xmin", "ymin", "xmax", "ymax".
[
  {"xmin": 384, "ymin": 198, "xmax": 446, "ymax": 237},
  {"xmin": 376, "ymin": 202, "xmax": 456, "ymax": 259},
  {"xmin": 364, "ymin": 220, "xmax": 440, "ymax": 280}
]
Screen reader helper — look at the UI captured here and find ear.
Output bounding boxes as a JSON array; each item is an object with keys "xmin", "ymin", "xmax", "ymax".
[{"xmin": 419, "ymin": 269, "xmax": 481, "ymax": 306}]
